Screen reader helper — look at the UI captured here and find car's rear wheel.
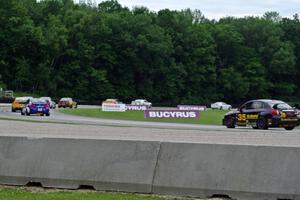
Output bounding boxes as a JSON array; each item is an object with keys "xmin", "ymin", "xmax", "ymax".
[
  {"xmin": 225, "ymin": 116, "xmax": 235, "ymax": 128},
  {"xmin": 257, "ymin": 117, "xmax": 268, "ymax": 130},
  {"xmin": 46, "ymin": 113, "xmax": 50, "ymax": 117},
  {"xmin": 284, "ymin": 126, "xmax": 295, "ymax": 131}
]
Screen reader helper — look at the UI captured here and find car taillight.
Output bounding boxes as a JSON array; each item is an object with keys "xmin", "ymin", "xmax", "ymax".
[
  {"xmin": 30, "ymin": 105, "xmax": 36, "ymax": 108},
  {"xmin": 272, "ymin": 109, "xmax": 280, "ymax": 116},
  {"xmin": 44, "ymin": 104, "xmax": 49, "ymax": 108}
]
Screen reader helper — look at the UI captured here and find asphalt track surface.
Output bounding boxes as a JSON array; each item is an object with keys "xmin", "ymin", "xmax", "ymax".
[
  {"xmin": 0, "ymin": 105, "xmax": 225, "ymax": 130},
  {"xmin": 1, "ymin": 105, "xmax": 300, "ymax": 147}
]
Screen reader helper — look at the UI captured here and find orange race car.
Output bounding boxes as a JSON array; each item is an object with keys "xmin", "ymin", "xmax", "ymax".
[
  {"xmin": 58, "ymin": 97, "xmax": 77, "ymax": 108},
  {"xmin": 11, "ymin": 97, "xmax": 33, "ymax": 112},
  {"xmin": 102, "ymin": 99, "xmax": 122, "ymax": 104}
]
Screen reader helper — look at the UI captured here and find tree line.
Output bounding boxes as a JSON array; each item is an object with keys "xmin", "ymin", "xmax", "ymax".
[{"xmin": 1, "ymin": 0, "xmax": 300, "ymax": 105}]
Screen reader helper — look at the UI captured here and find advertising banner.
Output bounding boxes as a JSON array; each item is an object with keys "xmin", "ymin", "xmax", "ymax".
[
  {"xmin": 126, "ymin": 105, "xmax": 149, "ymax": 111},
  {"xmin": 177, "ymin": 105, "xmax": 207, "ymax": 111},
  {"xmin": 144, "ymin": 110, "xmax": 200, "ymax": 119},
  {"xmin": 102, "ymin": 103, "xmax": 126, "ymax": 112}
]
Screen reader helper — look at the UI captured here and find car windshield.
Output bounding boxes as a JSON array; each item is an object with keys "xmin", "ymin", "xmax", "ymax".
[
  {"xmin": 40, "ymin": 97, "xmax": 51, "ymax": 100},
  {"xmin": 15, "ymin": 97, "xmax": 31, "ymax": 103},
  {"xmin": 60, "ymin": 98, "xmax": 71, "ymax": 101},
  {"xmin": 32, "ymin": 99, "xmax": 46, "ymax": 103}
]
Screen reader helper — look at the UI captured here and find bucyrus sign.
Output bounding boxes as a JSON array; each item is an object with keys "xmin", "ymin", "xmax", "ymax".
[{"xmin": 144, "ymin": 110, "xmax": 200, "ymax": 119}]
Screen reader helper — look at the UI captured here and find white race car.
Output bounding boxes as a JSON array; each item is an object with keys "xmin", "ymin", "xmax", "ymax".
[
  {"xmin": 211, "ymin": 102, "xmax": 232, "ymax": 110},
  {"xmin": 131, "ymin": 99, "xmax": 152, "ymax": 107},
  {"xmin": 39, "ymin": 97, "xmax": 56, "ymax": 109}
]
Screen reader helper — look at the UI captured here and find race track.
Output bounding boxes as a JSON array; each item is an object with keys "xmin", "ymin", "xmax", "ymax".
[
  {"xmin": 0, "ymin": 105, "xmax": 300, "ymax": 147},
  {"xmin": 1, "ymin": 105, "xmax": 225, "ymax": 130}
]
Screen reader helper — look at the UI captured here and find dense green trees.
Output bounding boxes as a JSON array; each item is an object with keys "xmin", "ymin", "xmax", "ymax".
[{"xmin": 0, "ymin": 0, "xmax": 300, "ymax": 105}]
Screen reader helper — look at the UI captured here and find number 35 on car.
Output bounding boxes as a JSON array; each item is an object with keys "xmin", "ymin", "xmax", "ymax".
[{"xmin": 223, "ymin": 99, "xmax": 300, "ymax": 131}]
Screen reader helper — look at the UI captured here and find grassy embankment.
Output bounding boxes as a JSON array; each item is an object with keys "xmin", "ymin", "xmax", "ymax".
[
  {"xmin": 59, "ymin": 108, "xmax": 228, "ymax": 125},
  {"xmin": 0, "ymin": 187, "xmax": 176, "ymax": 200}
]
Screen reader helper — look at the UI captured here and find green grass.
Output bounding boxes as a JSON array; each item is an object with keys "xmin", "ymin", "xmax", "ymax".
[
  {"xmin": 0, "ymin": 187, "xmax": 171, "ymax": 200},
  {"xmin": 59, "ymin": 109, "xmax": 228, "ymax": 125}
]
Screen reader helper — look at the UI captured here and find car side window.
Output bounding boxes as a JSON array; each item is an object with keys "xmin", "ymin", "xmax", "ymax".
[
  {"xmin": 239, "ymin": 105, "xmax": 245, "ymax": 111},
  {"xmin": 239, "ymin": 103, "xmax": 251, "ymax": 112},
  {"xmin": 252, "ymin": 101, "xmax": 264, "ymax": 109}
]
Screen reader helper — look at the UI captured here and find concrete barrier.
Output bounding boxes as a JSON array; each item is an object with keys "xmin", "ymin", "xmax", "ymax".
[
  {"xmin": 153, "ymin": 143, "xmax": 300, "ymax": 200},
  {"xmin": 0, "ymin": 136, "xmax": 160, "ymax": 193},
  {"xmin": 1, "ymin": 136, "xmax": 300, "ymax": 200}
]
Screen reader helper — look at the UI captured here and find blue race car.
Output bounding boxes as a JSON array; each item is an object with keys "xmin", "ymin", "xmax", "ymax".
[{"xmin": 21, "ymin": 98, "xmax": 50, "ymax": 116}]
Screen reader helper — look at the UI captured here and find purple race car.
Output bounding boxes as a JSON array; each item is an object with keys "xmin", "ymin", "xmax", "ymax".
[{"xmin": 21, "ymin": 98, "xmax": 50, "ymax": 116}]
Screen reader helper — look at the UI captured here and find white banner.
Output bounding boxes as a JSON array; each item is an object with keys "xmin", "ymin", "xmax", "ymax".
[
  {"xmin": 126, "ymin": 105, "xmax": 149, "ymax": 111},
  {"xmin": 177, "ymin": 105, "xmax": 207, "ymax": 111},
  {"xmin": 102, "ymin": 103, "xmax": 126, "ymax": 112}
]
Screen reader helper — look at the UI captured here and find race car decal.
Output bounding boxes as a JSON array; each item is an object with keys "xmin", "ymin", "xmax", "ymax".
[
  {"xmin": 238, "ymin": 114, "xmax": 246, "ymax": 121},
  {"xmin": 281, "ymin": 118, "xmax": 298, "ymax": 122},
  {"xmin": 246, "ymin": 114, "xmax": 258, "ymax": 120},
  {"xmin": 238, "ymin": 114, "xmax": 258, "ymax": 121}
]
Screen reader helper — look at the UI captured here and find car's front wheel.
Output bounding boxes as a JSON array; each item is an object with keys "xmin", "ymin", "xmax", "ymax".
[
  {"xmin": 225, "ymin": 116, "xmax": 235, "ymax": 128},
  {"xmin": 284, "ymin": 126, "xmax": 295, "ymax": 131},
  {"xmin": 21, "ymin": 108, "xmax": 25, "ymax": 115},
  {"xmin": 24, "ymin": 107, "xmax": 30, "ymax": 116},
  {"xmin": 257, "ymin": 117, "xmax": 268, "ymax": 130}
]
